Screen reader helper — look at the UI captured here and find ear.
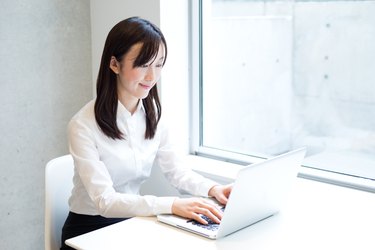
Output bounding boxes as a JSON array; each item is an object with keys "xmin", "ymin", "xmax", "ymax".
[{"xmin": 109, "ymin": 56, "xmax": 120, "ymax": 74}]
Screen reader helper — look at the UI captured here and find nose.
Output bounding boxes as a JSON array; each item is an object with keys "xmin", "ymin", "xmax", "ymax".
[{"xmin": 144, "ymin": 67, "xmax": 155, "ymax": 82}]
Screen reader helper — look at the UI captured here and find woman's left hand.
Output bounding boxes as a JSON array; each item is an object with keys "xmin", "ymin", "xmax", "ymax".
[{"xmin": 208, "ymin": 184, "xmax": 233, "ymax": 205}]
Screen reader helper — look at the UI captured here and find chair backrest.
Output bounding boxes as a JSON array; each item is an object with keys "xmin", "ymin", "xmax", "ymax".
[{"xmin": 45, "ymin": 155, "xmax": 74, "ymax": 250}]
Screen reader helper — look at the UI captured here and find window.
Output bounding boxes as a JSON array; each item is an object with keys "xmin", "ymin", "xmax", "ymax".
[{"xmin": 190, "ymin": 0, "xmax": 375, "ymax": 191}]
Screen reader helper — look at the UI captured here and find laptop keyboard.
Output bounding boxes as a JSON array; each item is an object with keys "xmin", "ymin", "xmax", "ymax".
[{"xmin": 187, "ymin": 207, "xmax": 225, "ymax": 232}]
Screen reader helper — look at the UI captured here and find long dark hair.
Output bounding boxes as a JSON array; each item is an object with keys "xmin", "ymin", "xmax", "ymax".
[{"xmin": 94, "ymin": 17, "xmax": 167, "ymax": 140}]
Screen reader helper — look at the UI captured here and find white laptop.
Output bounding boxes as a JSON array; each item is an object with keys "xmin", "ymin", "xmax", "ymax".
[{"xmin": 157, "ymin": 147, "xmax": 306, "ymax": 239}]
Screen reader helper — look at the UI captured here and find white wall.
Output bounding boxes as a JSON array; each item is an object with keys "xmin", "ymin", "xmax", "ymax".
[
  {"xmin": 0, "ymin": 1, "xmax": 92, "ymax": 249},
  {"xmin": 159, "ymin": 0, "xmax": 191, "ymax": 155}
]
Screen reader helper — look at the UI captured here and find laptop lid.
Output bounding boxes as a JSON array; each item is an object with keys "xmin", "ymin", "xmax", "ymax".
[
  {"xmin": 157, "ymin": 147, "xmax": 306, "ymax": 239},
  {"xmin": 216, "ymin": 147, "xmax": 306, "ymax": 238}
]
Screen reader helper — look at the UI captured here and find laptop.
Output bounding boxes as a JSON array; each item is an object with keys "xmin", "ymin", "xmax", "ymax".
[{"xmin": 157, "ymin": 147, "xmax": 306, "ymax": 239}]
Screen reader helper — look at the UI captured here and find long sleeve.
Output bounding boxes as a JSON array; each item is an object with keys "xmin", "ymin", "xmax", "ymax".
[{"xmin": 155, "ymin": 118, "xmax": 219, "ymax": 196}]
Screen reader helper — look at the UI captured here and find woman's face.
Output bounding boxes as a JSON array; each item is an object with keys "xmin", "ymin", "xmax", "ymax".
[{"xmin": 111, "ymin": 42, "xmax": 165, "ymax": 110}]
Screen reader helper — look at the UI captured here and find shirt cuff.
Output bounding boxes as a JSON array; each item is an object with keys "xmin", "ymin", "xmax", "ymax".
[
  {"xmin": 198, "ymin": 179, "xmax": 220, "ymax": 197},
  {"xmin": 153, "ymin": 196, "xmax": 178, "ymax": 214}
]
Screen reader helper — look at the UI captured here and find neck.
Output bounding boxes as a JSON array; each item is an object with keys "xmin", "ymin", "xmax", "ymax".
[{"xmin": 118, "ymin": 94, "xmax": 139, "ymax": 115}]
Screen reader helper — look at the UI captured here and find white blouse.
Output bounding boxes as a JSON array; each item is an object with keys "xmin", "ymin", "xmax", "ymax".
[{"xmin": 68, "ymin": 99, "xmax": 217, "ymax": 218}]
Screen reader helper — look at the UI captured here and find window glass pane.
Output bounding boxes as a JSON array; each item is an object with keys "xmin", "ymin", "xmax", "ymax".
[{"xmin": 200, "ymin": 0, "xmax": 375, "ymax": 180}]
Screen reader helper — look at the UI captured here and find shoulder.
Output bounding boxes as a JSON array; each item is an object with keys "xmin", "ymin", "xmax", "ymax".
[
  {"xmin": 68, "ymin": 99, "xmax": 96, "ymax": 132},
  {"xmin": 71, "ymin": 99, "xmax": 95, "ymax": 119}
]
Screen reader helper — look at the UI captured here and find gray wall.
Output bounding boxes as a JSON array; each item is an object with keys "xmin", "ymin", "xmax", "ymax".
[{"xmin": 0, "ymin": 1, "xmax": 92, "ymax": 249}]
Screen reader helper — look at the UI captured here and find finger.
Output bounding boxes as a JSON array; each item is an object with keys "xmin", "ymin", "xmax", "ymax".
[
  {"xmin": 196, "ymin": 207, "xmax": 221, "ymax": 224},
  {"xmin": 216, "ymin": 194, "xmax": 228, "ymax": 205},
  {"xmin": 210, "ymin": 191, "xmax": 227, "ymax": 205},
  {"xmin": 210, "ymin": 205, "xmax": 224, "ymax": 220},
  {"xmin": 217, "ymin": 185, "xmax": 233, "ymax": 204},
  {"xmin": 190, "ymin": 199, "xmax": 223, "ymax": 223},
  {"xmin": 225, "ymin": 184, "xmax": 233, "ymax": 196},
  {"xmin": 200, "ymin": 200, "xmax": 223, "ymax": 217},
  {"xmin": 191, "ymin": 212, "xmax": 209, "ymax": 225}
]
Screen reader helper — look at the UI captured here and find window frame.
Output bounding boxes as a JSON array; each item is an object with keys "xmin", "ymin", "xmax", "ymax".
[
  {"xmin": 189, "ymin": 0, "xmax": 375, "ymax": 193},
  {"xmin": 190, "ymin": 0, "xmax": 265, "ymax": 165}
]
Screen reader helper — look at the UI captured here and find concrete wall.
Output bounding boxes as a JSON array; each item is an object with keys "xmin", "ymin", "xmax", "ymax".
[
  {"xmin": 0, "ymin": 0, "xmax": 92, "ymax": 249},
  {"xmin": 202, "ymin": 1, "xmax": 375, "ymax": 179},
  {"xmin": 0, "ymin": 0, "xmax": 175, "ymax": 248}
]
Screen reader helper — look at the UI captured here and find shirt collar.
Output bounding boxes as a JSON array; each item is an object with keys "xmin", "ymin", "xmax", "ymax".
[{"xmin": 117, "ymin": 100, "xmax": 145, "ymax": 120}]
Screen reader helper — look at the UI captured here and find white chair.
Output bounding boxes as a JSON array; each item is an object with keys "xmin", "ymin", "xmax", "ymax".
[{"xmin": 45, "ymin": 155, "xmax": 74, "ymax": 250}]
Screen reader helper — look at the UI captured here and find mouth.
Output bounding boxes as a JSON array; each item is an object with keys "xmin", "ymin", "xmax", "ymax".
[{"xmin": 139, "ymin": 83, "xmax": 153, "ymax": 90}]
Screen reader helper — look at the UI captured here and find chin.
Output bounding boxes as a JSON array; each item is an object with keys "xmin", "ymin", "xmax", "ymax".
[{"xmin": 139, "ymin": 92, "xmax": 150, "ymax": 100}]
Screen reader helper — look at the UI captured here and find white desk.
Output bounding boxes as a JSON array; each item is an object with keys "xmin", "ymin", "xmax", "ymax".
[{"xmin": 66, "ymin": 178, "xmax": 375, "ymax": 250}]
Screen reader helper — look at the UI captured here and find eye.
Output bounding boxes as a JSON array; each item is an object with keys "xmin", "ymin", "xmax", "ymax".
[
  {"xmin": 155, "ymin": 63, "xmax": 163, "ymax": 68},
  {"xmin": 140, "ymin": 64, "xmax": 149, "ymax": 68}
]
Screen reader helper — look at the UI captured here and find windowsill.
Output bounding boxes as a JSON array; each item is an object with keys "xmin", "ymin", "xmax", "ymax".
[
  {"xmin": 186, "ymin": 154, "xmax": 243, "ymax": 184},
  {"xmin": 298, "ymin": 166, "xmax": 375, "ymax": 193},
  {"xmin": 186, "ymin": 154, "xmax": 375, "ymax": 193}
]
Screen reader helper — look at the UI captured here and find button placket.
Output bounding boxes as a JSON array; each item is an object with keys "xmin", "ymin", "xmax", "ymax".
[{"xmin": 127, "ymin": 117, "xmax": 142, "ymax": 176}]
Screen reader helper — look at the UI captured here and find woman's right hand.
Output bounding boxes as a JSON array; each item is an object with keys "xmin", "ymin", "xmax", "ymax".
[{"xmin": 171, "ymin": 197, "xmax": 223, "ymax": 225}]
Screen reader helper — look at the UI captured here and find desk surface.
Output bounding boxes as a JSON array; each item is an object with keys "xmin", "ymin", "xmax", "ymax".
[{"xmin": 66, "ymin": 178, "xmax": 375, "ymax": 250}]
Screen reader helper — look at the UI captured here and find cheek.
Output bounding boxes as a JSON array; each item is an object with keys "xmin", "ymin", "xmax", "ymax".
[{"xmin": 123, "ymin": 68, "xmax": 144, "ymax": 82}]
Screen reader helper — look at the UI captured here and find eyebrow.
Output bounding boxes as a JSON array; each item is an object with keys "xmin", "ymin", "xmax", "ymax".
[{"xmin": 157, "ymin": 56, "xmax": 165, "ymax": 62}]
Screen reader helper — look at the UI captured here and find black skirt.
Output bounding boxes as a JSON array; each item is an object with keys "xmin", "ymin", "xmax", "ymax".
[{"xmin": 60, "ymin": 211, "xmax": 128, "ymax": 250}]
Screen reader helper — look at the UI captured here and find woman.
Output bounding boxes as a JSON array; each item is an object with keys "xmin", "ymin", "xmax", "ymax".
[{"xmin": 61, "ymin": 16, "xmax": 232, "ymax": 249}]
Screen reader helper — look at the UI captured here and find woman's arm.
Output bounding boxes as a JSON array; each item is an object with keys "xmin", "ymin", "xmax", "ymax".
[{"xmin": 155, "ymin": 119, "xmax": 233, "ymax": 223}]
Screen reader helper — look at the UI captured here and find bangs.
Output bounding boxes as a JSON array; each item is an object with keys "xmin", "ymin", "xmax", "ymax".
[{"xmin": 133, "ymin": 35, "xmax": 166, "ymax": 67}]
